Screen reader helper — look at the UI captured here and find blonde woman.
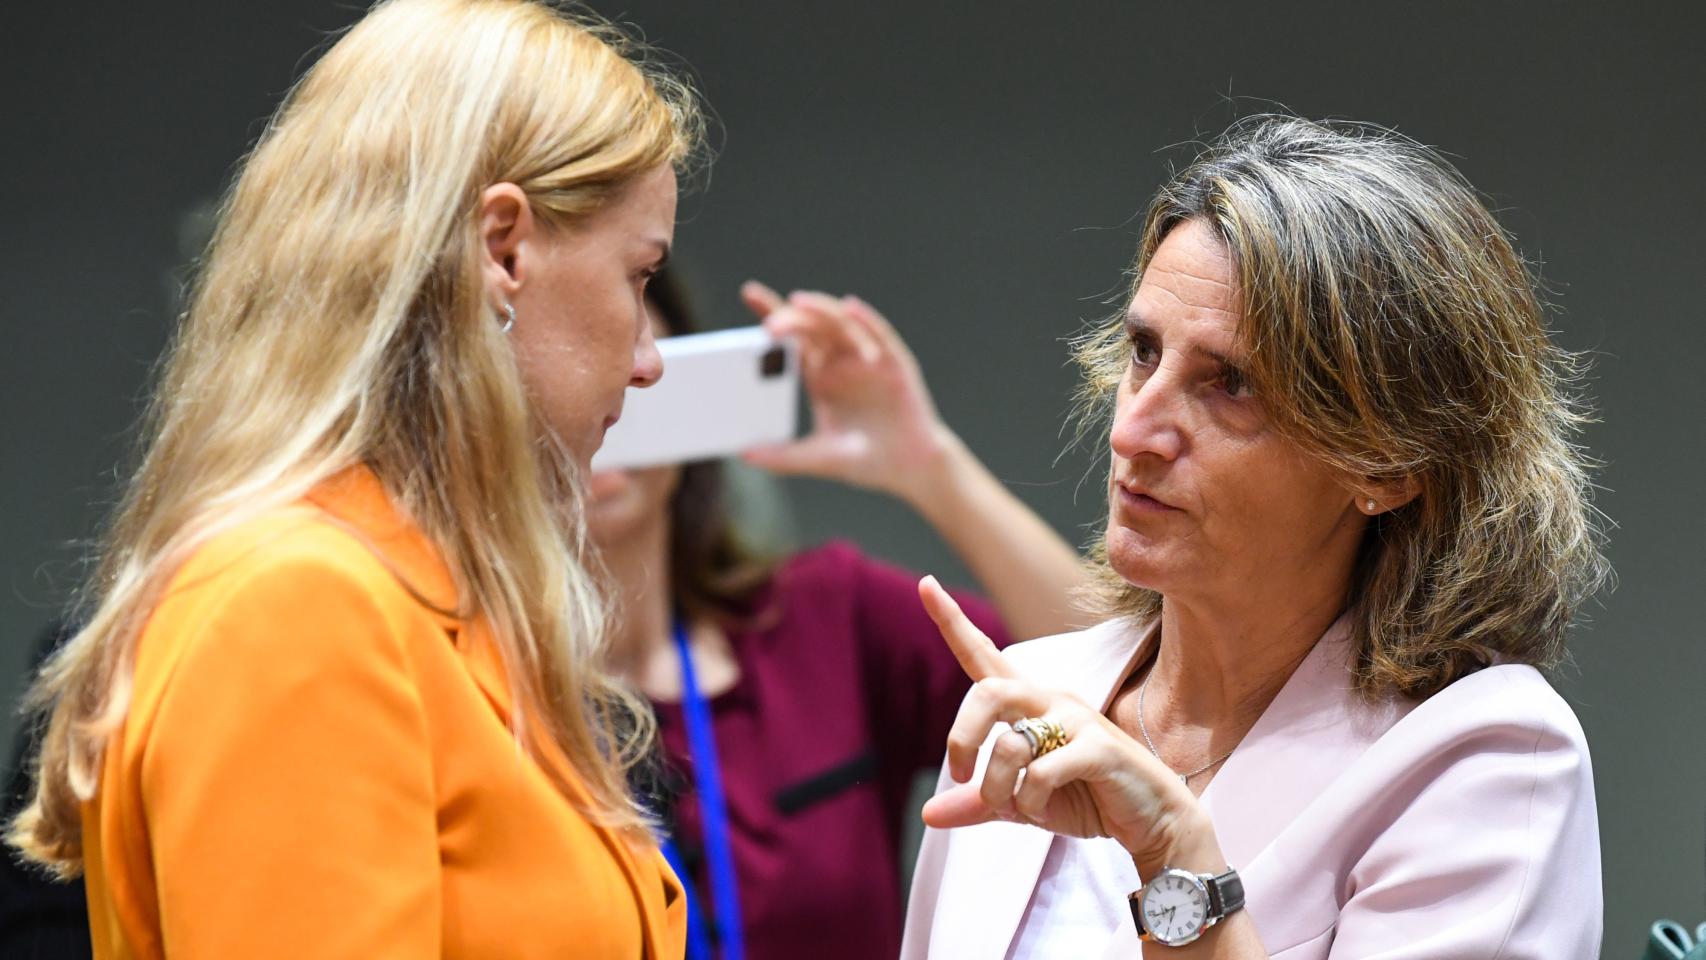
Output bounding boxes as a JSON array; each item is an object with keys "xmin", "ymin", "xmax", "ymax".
[
  {"xmin": 8, "ymin": 1, "xmax": 701, "ymax": 956},
  {"xmin": 904, "ymin": 117, "xmax": 1608, "ymax": 958}
]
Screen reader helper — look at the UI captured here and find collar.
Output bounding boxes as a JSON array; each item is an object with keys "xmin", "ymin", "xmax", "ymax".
[{"xmin": 303, "ymin": 465, "xmax": 463, "ymax": 633}]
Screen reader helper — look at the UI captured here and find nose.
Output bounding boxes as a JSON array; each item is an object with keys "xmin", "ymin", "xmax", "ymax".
[
  {"xmin": 631, "ymin": 319, "xmax": 663, "ymax": 388},
  {"xmin": 1108, "ymin": 368, "xmax": 1184, "ymax": 463}
]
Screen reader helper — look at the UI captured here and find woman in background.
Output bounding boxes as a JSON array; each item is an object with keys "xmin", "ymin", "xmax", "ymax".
[
  {"xmin": 9, "ymin": 1, "xmax": 701, "ymax": 956},
  {"xmin": 590, "ymin": 270, "xmax": 1088, "ymax": 959}
]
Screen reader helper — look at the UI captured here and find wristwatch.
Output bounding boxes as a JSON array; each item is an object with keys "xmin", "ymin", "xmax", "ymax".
[{"xmin": 1128, "ymin": 866, "xmax": 1245, "ymax": 947}]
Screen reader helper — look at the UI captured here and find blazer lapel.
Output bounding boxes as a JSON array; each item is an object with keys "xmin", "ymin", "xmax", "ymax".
[
  {"xmin": 1197, "ymin": 617, "xmax": 1412, "ymax": 952},
  {"xmin": 458, "ymin": 614, "xmax": 681, "ymax": 959}
]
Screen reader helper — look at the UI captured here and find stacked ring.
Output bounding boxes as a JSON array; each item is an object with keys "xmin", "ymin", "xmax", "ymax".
[{"xmin": 1011, "ymin": 717, "xmax": 1068, "ymax": 760}]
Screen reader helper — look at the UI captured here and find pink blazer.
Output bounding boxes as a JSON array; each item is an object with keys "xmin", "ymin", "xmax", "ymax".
[{"xmin": 902, "ymin": 617, "xmax": 1602, "ymax": 959}]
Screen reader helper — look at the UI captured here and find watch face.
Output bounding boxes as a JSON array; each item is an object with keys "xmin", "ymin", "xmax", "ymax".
[{"xmin": 1141, "ymin": 870, "xmax": 1210, "ymax": 945}]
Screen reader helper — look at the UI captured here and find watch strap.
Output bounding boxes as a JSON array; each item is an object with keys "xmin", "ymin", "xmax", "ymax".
[{"xmin": 1205, "ymin": 868, "xmax": 1244, "ymax": 919}]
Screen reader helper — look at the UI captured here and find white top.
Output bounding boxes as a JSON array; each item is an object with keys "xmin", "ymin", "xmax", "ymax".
[{"xmin": 1006, "ymin": 835, "xmax": 1143, "ymax": 959}]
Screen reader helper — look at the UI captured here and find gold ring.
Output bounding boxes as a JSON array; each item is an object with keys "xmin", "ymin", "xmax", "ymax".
[{"xmin": 1011, "ymin": 717, "xmax": 1068, "ymax": 760}]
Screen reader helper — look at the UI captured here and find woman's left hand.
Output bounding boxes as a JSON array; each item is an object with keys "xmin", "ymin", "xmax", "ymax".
[
  {"xmin": 915, "ymin": 576, "xmax": 1226, "ymax": 878},
  {"xmin": 737, "ymin": 281, "xmax": 959, "ymax": 505}
]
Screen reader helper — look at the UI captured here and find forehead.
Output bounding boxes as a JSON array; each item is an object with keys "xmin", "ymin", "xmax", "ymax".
[
  {"xmin": 621, "ymin": 165, "xmax": 678, "ymax": 223},
  {"xmin": 583, "ymin": 166, "xmax": 678, "ymax": 241},
  {"xmin": 1128, "ymin": 219, "xmax": 1242, "ymax": 349}
]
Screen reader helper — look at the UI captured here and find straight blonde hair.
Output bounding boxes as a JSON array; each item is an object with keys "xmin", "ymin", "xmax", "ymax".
[
  {"xmin": 1075, "ymin": 116, "xmax": 1609, "ymax": 700},
  {"xmin": 11, "ymin": 0, "xmax": 702, "ymax": 876}
]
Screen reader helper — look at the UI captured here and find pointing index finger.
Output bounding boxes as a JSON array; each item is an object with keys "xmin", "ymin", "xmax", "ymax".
[{"xmin": 919, "ymin": 575, "xmax": 1016, "ymax": 681}]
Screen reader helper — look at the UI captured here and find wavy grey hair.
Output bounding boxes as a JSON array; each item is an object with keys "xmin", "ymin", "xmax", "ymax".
[{"xmin": 1075, "ymin": 116, "xmax": 1609, "ymax": 700}]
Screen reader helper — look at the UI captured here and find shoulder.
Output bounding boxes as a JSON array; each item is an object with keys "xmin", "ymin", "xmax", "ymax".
[
  {"xmin": 773, "ymin": 538, "xmax": 881, "ymax": 584},
  {"xmin": 177, "ymin": 506, "xmax": 403, "ymax": 590},
  {"xmin": 1327, "ymin": 663, "xmax": 1599, "ymax": 892},
  {"xmin": 169, "ymin": 507, "xmax": 427, "ymax": 621},
  {"xmin": 1323, "ymin": 662, "xmax": 1595, "ymax": 828},
  {"xmin": 765, "ymin": 538, "xmax": 928, "ymax": 619},
  {"xmin": 1396, "ymin": 662, "xmax": 1590, "ymax": 763},
  {"xmin": 144, "ymin": 506, "xmax": 440, "ymax": 684},
  {"xmin": 1308, "ymin": 665, "xmax": 1602, "ymax": 955}
]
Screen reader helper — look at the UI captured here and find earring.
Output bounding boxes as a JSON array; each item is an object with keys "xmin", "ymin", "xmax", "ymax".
[
  {"xmin": 500, "ymin": 303, "xmax": 516, "ymax": 334},
  {"xmin": 1366, "ymin": 499, "xmax": 1378, "ymax": 513}
]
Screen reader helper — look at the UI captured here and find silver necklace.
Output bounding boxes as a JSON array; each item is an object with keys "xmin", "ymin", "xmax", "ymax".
[{"xmin": 1136, "ymin": 673, "xmax": 1236, "ymax": 784}]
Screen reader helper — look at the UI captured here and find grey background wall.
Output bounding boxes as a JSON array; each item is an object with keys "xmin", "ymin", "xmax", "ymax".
[{"xmin": 4, "ymin": 0, "xmax": 1702, "ymax": 947}]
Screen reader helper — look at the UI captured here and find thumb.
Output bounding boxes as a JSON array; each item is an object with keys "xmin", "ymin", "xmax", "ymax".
[
  {"xmin": 740, "ymin": 433, "xmax": 859, "ymax": 478},
  {"xmin": 921, "ymin": 783, "xmax": 1002, "ymax": 829}
]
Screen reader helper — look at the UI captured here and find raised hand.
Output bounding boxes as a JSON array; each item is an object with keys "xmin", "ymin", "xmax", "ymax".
[
  {"xmin": 737, "ymin": 282, "xmax": 957, "ymax": 504},
  {"xmin": 916, "ymin": 576, "xmax": 1222, "ymax": 879}
]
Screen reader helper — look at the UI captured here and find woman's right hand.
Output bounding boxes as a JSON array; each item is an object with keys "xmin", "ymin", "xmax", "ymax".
[
  {"xmin": 737, "ymin": 281, "xmax": 964, "ymax": 506},
  {"xmin": 916, "ymin": 576, "xmax": 1229, "ymax": 880}
]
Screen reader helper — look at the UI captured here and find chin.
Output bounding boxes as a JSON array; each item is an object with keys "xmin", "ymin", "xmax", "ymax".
[
  {"xmin": 586, "ymin": 503, "xmax": 644, "ymax": 548},
  {"xmin": 1104, "ymin": 524, "xmax": 1180, "ymax": 594},
  {"xmin": 586, "ymin": 469, "xmax": 634, "ymax": 503}
]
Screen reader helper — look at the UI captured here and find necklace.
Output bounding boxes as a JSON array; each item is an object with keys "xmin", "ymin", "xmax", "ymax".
[{"xmin": 1136, "ymin": 673, "xmax": 1236, "ymax": 785}]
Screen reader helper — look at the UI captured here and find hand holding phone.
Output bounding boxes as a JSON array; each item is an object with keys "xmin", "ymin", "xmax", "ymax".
[{"xmin": 739, "ymin": 290, "xmax": 955, "ymax": 505}]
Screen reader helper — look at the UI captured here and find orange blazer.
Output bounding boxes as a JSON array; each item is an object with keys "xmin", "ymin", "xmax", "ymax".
[{"xmin": 81, "ymin": 468, "xmax": 685, "ymax": 959}]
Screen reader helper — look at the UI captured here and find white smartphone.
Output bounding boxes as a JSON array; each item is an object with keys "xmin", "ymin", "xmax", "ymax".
[{"xmin": 590, "ymin": 326, "xmax": 800, "ymax": 471}]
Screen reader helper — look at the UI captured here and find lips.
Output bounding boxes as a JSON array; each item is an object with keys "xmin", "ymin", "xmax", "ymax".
[{"xmin": 1114, "ymin": 478, "xmax": 1180, "ymax": 513}]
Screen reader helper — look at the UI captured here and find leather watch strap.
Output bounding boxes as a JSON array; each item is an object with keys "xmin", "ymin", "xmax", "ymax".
[
  {"xmin": 1206, "ymin": 868, "xmax": 1244, "ymax": 918},
  {"xmin": 1128, "ymin": 890, "xmax": 1147, "ymax": 936}
]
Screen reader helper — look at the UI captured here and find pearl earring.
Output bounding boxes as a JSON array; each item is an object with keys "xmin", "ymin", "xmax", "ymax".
[
  {"xmin": 500, "ymin": 303, "xmax": 516, "ymax": 334},
  {"xmin": 1366, "ymin": 499, "xmax": 1378, "ymax": 513}
]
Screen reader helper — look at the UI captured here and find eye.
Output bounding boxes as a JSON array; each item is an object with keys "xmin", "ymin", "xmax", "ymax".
[
  {"xmin": 1215, "ymin": 363, "xmax": 1252, "ymax": 398},
  {"xmin": 1129, "ymin": 334, "xmax": 1159, "ymax": 369}
]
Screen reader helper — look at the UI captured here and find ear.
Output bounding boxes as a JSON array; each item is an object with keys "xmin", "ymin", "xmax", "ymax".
[
  {"xmin": 476, "ymin": 182, "xmax": 536, "ymax": 307},
  {"xmin": 1353, "ymin": 474, "xmax": 1422, "ymax": 516}
]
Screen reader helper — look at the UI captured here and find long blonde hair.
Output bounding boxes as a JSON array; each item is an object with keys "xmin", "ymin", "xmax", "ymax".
[
  {"xmin": 1075, "ymin": 116, "xmax": 1609, "ymax": 700},
  {"xmin": 11, "ymin": 0, "xmax": 702, "ymax": 875}
]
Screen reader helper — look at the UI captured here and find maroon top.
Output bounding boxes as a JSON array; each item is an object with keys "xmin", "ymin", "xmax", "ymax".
[{"xmin": 651, "ymin": 541, "xmax": 1013, "ymax": 960}]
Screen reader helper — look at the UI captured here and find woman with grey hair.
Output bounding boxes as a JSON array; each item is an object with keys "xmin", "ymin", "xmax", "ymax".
[{"xmin": 902, "ymin": 116, "xmax": 1607, "ymax": 958}]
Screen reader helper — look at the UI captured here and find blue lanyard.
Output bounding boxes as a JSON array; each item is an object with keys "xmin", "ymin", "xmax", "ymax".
[{"xmin": 659, "ymin": 619, "xmax": 745, "ymax": 960}]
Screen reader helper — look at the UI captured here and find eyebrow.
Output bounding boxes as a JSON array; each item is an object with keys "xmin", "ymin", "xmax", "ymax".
[{"xmin": 1124, "ymin": 314, "xmax": 1243, "ymax": 367}]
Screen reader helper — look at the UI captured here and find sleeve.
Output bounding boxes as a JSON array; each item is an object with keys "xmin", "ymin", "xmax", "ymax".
[
  {"xmin": 844, "ymin": 543, "xmax": 1014, "ymax": 782},
  {"xmin": 1325, "ymin": 701, "xmax": 1602, "ymax": 960},
  {"xmin": 140, "ymin": 547, "xmax": 441, "ymax": 959}
]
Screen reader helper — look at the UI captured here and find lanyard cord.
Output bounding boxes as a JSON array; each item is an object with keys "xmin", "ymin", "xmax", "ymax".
[{"xmin": 664, "ymin": 618, "xmax": 745, "ymax": 960}]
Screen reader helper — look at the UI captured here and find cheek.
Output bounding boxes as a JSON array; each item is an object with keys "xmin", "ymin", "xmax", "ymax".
[
  {"xmin": 508, "ymin": 323, "xmax": 609, "ymax": 458},
  {"xmin": 1208, "ymin": 440, "xmax": 1347, "ymax": 536}
]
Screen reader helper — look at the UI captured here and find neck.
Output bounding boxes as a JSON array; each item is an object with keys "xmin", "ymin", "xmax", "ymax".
[
  {"xmin": 600, "ymin": 514, "xmax": 675, "ymax": 684},
  {"xmin": 1144, "ymin": 556, "xmax": 1355, "ymax": 733}
]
